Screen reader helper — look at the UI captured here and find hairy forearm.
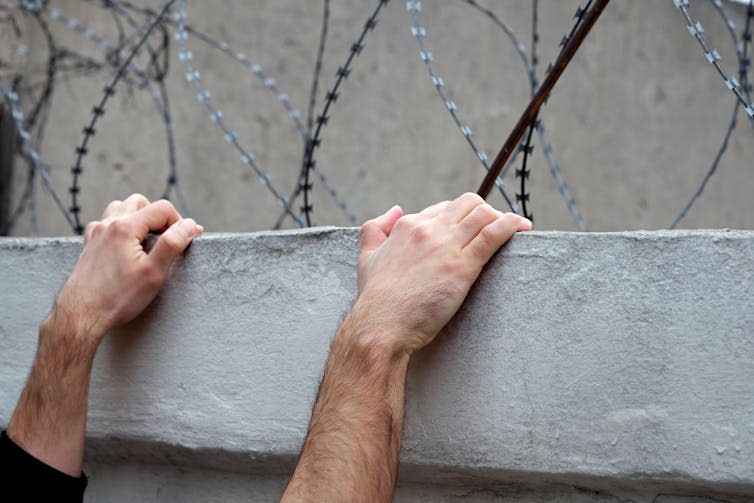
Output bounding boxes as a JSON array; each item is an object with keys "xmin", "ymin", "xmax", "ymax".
[
  {"xmin": 7, "ymin": 305, "xmax": 102, "ymax": 477},
  {"xmin": 282, "ymin": 304, "xmax": 411, "ymax": 503}
]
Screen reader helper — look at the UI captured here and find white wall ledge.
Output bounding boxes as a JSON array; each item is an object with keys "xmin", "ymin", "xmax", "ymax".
[{"xmin": 1, "ymin": 229, "xmax": 753, "ymax": 501}]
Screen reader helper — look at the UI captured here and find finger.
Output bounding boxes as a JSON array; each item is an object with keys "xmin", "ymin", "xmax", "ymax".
[
  {"xmin": 148, "ymin": 218, "xmax": 203, "ymax": 274},
  {"xmin": 101, "ymin": 200, "xmax": 123, "ymax": 219},
  {"xmin": 463, "ymin": 212, "xmax": 531, "ymax": 263},
  {"xmin": 360, "ymin": 205, "xmax": 403, "ymax": 253},
  {"xmin": 132, "ymin": 199, "xmax": 182, "ymax": 236},
  {"xmin": 121, "ymin": 193, "xmax": 150, "ymax": 214},
  {"xmin": 456, "ymin": 204, "xmax": 500, "ymax": 248},
  {"xmin": 417, "ymin": 200, "xmax": 450, "ymax": 219},
  {"xmin": 445, "ymin": 192, "xmax": 486, "ymax": 223}
]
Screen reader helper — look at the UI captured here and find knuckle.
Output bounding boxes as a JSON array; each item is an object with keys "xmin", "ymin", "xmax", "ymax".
[
  {"xmin": 360, "ymin": 220, "xmax": 376, "ymax": 236},
  {"xmin": 107, "ymin": 217, "xmax": 131, "ymax": 236},
  {"xmin": 154, "ymin": 198, "xmax": 177, "ymax": 213},
  {"xmin": 460, "ymin": 192, "xmax": 484, "ymax": 206},
  {"xmin": 84, "ymin": 221, "xmax": 98, "ymax": 241},
  {"xmin": 161, "ymin": 231, "xmax": 185, "ymax": 254},
  {"xmin": 478, "ymin": 225, "xmax": 498, "ymax": 247},
  {"xmin": 394, "ymin": 214, "xmax": 415, "ymax": 232},
  {"xmin": 104, "ymin": 200, "xmax": 121, "ymax": 214},
  {"xmin": 142, "ymin": 263, "xmax": 165, "ymax": 288},
  {"xmin": 410, "ymin": 222, "xmax": 431, "ymax": 243},
  {"xmin": 127, "ymin": 193, "xmax": 150, "ymax": 204}
]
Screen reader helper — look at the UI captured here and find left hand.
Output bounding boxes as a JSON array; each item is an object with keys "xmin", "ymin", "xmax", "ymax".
[{"xmin": 52, "ymin": 194, "xmax": 203, "ymax": 343}]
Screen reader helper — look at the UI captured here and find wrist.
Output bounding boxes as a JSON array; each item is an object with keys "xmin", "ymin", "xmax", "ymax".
[
  {"xmin": 40, "ymin": 302, "xmax": 104, "ymax": 359},
  {"xmin": 338, "ymin": 297, "xmax": 418, "ymax": 364}
]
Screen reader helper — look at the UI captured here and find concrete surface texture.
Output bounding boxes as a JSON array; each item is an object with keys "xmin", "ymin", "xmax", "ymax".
[
  {"xmin": 1, "ymin": 229, "xmax": 753, "ymax": 502},
  {"xmin": 6, "ymin": 0, "xmax": 754, "ymax": 236}
]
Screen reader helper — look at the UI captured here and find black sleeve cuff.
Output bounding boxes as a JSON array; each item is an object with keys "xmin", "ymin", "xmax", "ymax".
[{"xmin": 0, "ymin": 430, "xmax": 87, "ymax": 502}]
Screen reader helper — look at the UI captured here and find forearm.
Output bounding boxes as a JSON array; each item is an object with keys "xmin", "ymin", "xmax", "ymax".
[
  {"xmin": 282, "ymin": 304, "xmax": 410, "ymax": 503},
  {"xmin": 7, "ymin": 305, "xmax": 101, "ymax": 478}
]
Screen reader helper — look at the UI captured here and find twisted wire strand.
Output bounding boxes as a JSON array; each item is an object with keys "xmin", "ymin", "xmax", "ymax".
[
  {"xmin": 69, "ymin": 0, "xmax": 179, "ymax": 234},
  {"xmin": 518, "ymin": 1, "xmax": 592, "ymax": 230},
  {"xmin": 45, "ymin": 7, "xmax": 184, "ymax": 208},
  {"xmin": 2, "ymin": 84, "xmax": 77, "ymax": 231},
  {"xmin": 674, "ymin": 0, "xmax": 754, "ymax": 120},
  {"xmin": 174, "ymin": 0, "xmax": 304, "ymax": 227},
  {"xmin": 406, "ymin": 0, "xmax": 518, "ymax": 213},
  {"xmin": 459, "ymin": 0, "xmax": 588, "ymax": 229},
  {"xmin": 101, "ymin": 2, "xmax": 191, "ymax": 216},
  {"xmin": 110, "ymin": 0, "xmax": 357, "ymax": 227},
  {"xmin": 274, "ymin": 0, "xmax": 360, "ymax": 230},
  {"xmin": 669, "ymin": 0, "xmax": 753, "ymax": 229},
  {"xmin": 301, "ymin": 0, "xmax": 390, "ymax": 227}
]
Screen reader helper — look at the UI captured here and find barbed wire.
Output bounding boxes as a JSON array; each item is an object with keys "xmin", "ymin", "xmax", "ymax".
[
  {"xmin": 669, "ymin": 0, "xmax": 753, "ymax": 229},
  {"xmin": 406, "ymin": 0, "xmax": 518, "ymax": 213},
  {"xmin": 674, "ymin": 0, "xmax": 754, "ymax": 120},
  {"xmin": 301, "ymin": 0, "xmax": 390, "ymax": 227},
  {"xmin": 69, "ymin": 0, "xmax": 179, "ymax": 234},
  {"xmin": 110, "ymin": 0, "xmax": 357, "ymax": 227},
  {"xmin": 273, "ymin": 0, "xmax": 361, "ymax": 230},
  {"xmin": 99, "ymin": 2, "xmax": 192, "ymax": 216},
  {"xmin": 174, "ymin": 0, "xmax": 305, "ymax": 227},
  {"xmin": 2, "ymin": 83, "xmax": 77, "ymax": 231},
  {"xmin": 43, "ymin": 5, "xmax": 192, "ymax": 217},
  {"xmin": 1, "ymin": 0, "xmax": 752, "ymax": 235},
  {"xmin": 439, "ymin": 0, "xmax": 588, "ymax": 229}
]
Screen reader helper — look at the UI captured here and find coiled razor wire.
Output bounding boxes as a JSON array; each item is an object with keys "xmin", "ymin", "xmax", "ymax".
[
  {"xmin": 669, "ymin": 0, "xmax": 753, "ymax": 228},
  {"xmin": 674, "ymin": 0, "xmax": 754, "ymax": 119},
  {"xmin": 174, "ymin": 0, "xmax": 304, "ymax": 227},
  {"xmin": 2, "ymin": 84, "xmax": 76, "ymax": 231},
  {"xmin": 69, "ymin": 0, "xmax": 179, "ymax": 234},
  {"xmin": 301, "ymin": 0, "xmax": 390, "ymax": 227},
  {"xmin": 45, "ymin": 5, "xmax": 192, "ymax": 217},
  {"xmin": 407, "ymin": 0, "xmax": 518, "ymax": 213},
  {"xmin": 1, "ymin": 0, "xmax": 753, "ymax": 234}
]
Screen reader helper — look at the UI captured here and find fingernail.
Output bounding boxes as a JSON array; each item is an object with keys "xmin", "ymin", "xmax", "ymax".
[
  {"xmin": 196, "ymin": 224, "xmax": 205, "ymax": 234},
  {"xmin": 179, "ymin": 218, "xmax": 197, "ymax": 238}
]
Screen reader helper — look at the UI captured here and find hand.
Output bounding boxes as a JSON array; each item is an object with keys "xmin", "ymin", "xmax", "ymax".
[
  {"xmin": 355, "ymin": 193, "xmax": 531, "ymax": 357},
  {"xmin": 52, "ymin": 194, "xmax": 203, "ymax": 344}
]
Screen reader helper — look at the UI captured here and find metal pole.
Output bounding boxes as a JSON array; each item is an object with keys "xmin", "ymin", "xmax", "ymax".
[{"xmin": 0, "ymin": 104, "xmax": 16, "ymax": 235}]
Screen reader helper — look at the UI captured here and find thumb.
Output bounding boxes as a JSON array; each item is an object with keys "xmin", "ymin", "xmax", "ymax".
[
  {"xmin": 360, "ymin": 205, "xmax": 403, "ymax": 253},
  {"xmin": 149, "ymin": 218, "xmax": 203, "ymax": 274}
]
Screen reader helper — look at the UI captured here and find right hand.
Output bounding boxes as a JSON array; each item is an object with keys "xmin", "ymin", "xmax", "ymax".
[{"xmin": 354, "ymin": 193, "xmax": 531, "ymax": 357}]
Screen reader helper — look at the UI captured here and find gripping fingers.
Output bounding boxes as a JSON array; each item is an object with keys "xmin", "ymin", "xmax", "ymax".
[
  {"xmin": 148, "ymin": 218, "xmax": 203, "ymax": 274},
  {"xmin": 122, "ymin": 193, "xmax": 151, "ymax": 214},
  {"xmin": 360, "ymin": 205, "xmax": 403, "ymax": 253},
  {"xmin": 134, "ymin": 200, "xmax": 183, "ymax": 235},
  {"xmin": 446, "ymin": 192, "xmax": 486, "ymax": 224},
  {"xmin": 457, "ymin": 203, "xmax": 500, "ymax": 248},
  {"xmin": 464, "ymin": 212, "xmax": 531, "ymax": 263},
  {"xmin": 101, "ymin": 200, "xmax": 123, "ymax": 219}
]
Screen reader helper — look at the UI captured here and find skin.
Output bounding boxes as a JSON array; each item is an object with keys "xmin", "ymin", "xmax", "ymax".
[
  {"xmin": 6, "ymin": 194, "xmax": 203, "ymax": 478},
  {"xmin": 282, "ymin": 192, "xmax": 531, "ymax": 502},
  {"xmin": 5, "ymin": 191, "xmax": 528, "ymax": 501}
]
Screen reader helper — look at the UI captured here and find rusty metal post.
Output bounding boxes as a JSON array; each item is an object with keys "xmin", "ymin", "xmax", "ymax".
[{"xmin": 0, "ymin": 104, "xmax": 16, "ymax": 235}]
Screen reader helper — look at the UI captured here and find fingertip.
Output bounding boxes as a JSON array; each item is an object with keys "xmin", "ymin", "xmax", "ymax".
[
  {"xmin": 387, "ymin": 205, "xmax": 403, "ymax": 218},
  {"xmin": 178, "ymin": 218, "xmax": 200, "ymax": 239},
  {"xmin": 518, "ymin": 217, "xmax": 533, "ymax": 231}
]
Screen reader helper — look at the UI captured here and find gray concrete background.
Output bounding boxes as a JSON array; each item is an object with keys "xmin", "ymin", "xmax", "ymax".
[
  {"xmin": 1, "ymin": 229, "xmax": 753, "ymax": 501},
  {"xmin": 5, "ymin": 0, "xmax": 754, "ymax": 235}
]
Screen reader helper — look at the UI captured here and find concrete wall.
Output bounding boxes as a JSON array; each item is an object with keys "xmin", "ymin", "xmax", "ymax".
[
  {"xmin": 1, "ymin": 229, "xmax": 753, "ymax": 502},
  {"xmin": 6, "ymin": 0, "xmax": 754, "ymax": 235}
]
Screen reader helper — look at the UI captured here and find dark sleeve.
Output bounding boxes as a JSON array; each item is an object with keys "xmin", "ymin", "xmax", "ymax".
[{"xmin": 0, "ymin": 430, "xmax": 87, "ymax": 502}]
